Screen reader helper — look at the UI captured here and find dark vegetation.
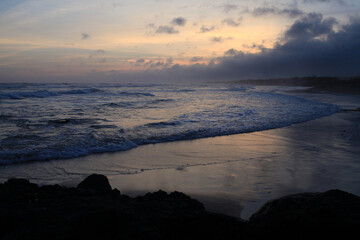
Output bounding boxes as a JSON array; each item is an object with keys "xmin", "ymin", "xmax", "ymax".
[{"xmin": 1, "ymin": 174, "xmax": 359, "ymax": 239}]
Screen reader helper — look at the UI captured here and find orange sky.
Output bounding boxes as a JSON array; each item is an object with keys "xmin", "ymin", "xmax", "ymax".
[{"xmin": 0, "ymin": 0, "xmax": 359, "ymax": 82}]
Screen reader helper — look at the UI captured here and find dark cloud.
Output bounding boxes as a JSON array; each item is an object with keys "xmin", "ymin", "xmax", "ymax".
[
  {"xmin": 284, "ymin": 13, "xmax": 337, "ymax": 40},
  {"xmin": 81, "ymin": 33, "xmax": 90, "ymax": 39},
  {"xmin": 222, "ymin": 18, "xmax": 242, "ymax": 27},
  {"xmin": 210, "ymin": 36, "xmax": 224, "ymax": 43},
  {"xmin": 136, "ymin": 58, "xmax": 145, "ymax": 63},
  {"xmin": 147, "ymin": 57, "xmax": 173, "ymax": 68},
  {"xmin": 156, "ymin": 25, "xmax": 179, "ymax": 34},
  {"xmin": 150, "ymin": 17, "xmax": 185, "ymax": 35},
  {"xmin": 224, "ymin": 48, "xmax": 242, "ymax": 56},
  {"xmin": 279, "ymin": 8, "xmax": 305, "ymax": 18},
  {"xmin": 199, "ymin": 25, "xmax": 215, "ymax": 33},
  {"xmin": 213, "ymin": 14, "xmax": 360, "ymax": 79},
  {"xmin": 171, "ymin": 17, "xmax": 187, "ymax": 26},
  {"xmin": 154, "ymin": 14, "xmax": 360, "ymax": 81},
  {"xmin": 242, "ymin": 43, "xmax": 268, "ymax": 52},
  {"xmin": 252, "ymin": 7, "xmax": 304, "ymax": 18}
]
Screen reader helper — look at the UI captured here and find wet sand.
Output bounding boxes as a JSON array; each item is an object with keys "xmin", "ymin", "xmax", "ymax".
[
  {"xmin": 108, "ymin": 100, "xmax": 360, "ymax": 219},
  {"xmin": 0, "ymin": 89, "xmax": 359, "ymax": 219}
]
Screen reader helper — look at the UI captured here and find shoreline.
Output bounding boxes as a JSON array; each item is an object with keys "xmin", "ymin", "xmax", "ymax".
[{"xmin": 0, "ymin": 86, "xmax": 359, "ymax": 219}]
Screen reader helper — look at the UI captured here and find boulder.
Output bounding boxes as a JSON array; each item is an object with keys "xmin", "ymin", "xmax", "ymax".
[
  {"xmin": 77, "ymin": 174, "xmax": 112, "ymax": 192},
  {"xmin": 249, "ymin": 189, "xmax": 360, "ymax": 238},
  {"xmin": 2, "ymin": 175, "xmax": 360, "ymax": 240}
]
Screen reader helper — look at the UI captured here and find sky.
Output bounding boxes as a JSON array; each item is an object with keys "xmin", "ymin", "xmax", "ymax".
[{"xmin": 0, "ymin": 0, "xmax": 359, "ymax": 83}]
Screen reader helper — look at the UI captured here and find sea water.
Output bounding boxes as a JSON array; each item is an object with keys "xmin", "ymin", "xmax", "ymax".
[{"xmin": 0, "ymin": 83, "xmax": 339, "ymax": 165}]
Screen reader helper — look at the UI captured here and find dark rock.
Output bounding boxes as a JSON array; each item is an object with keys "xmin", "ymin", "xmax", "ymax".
[
  {"xmin": 5, "ymin": 178, "xmax": 39, "ymax": 191},
  {"xmin": 136, "ymin": 190, "xmax": 205, "ymax": 218},
  {"xmin": 110, "ymin": 188, "xmax": 121, "ymax": 198},
  {"xmin": 1, "ymin": 175, "xmax": 360, "ymax": 240},
  {"xmin": 249, "ymin": 189, "xmax": 360, "ymax": 238},
  {"xmin": 77, "ymin": 174, "xmax": 112, "ymax": 192},
  {"xmin": 0, "ymin": 178, "xmax": 39, "ymax": 204}
]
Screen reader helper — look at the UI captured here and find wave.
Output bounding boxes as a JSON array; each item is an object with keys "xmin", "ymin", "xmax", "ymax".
[
  {"xmin": 100, "ymin": 98, "xmax": 174, "ymax": 109},
  {"xmin": 0, "ymin": 136, "xmax": 137, "ymax": 165},
  {"xmin": 61, "ymin": 88, "xmax": 103, "ymax": 95},
  {"xmin": 47, "ymin": 118, "xmax": 102, "ymax": 126},
  {"xmin": 0, "ymin": 88, "xmax": 104, "ymax": 100},
  {"xmin": 0, "ymin": 85, "xmax": 340, "ymax": 165},
  {"xmin": 0, "ymin": 90, "xmax": 60, "ymax": 99},
  {"xmin": 118, "ymin": 92, "xmax": 155, "ymax": 97},
  {"xmin": 144, "ymin": 121, "xmax": 180, "ymax": 128}
]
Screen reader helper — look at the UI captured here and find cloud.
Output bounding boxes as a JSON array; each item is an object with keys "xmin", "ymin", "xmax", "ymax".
[
  {"xmin": 136, "ymin": 58, "xmax": 145, "ymax": 63},
  {"xmin": 89, "ymin": 49, "xmax": 105, "ymax": 58},
  {"xmin": 96, "ymin": 49, "xmax": 105, "ymax": 54},
  {"xmin": 88, "ymin": 49, "xmax": 106, "ymax": 63},
  {"xmin": 222, "ymin": 18, "xmax": 242, "ymax": 27},
  {"xmin": 81, "ymin": 33, "xmax": 90, "ymax": 39},
  {"xmin": 224, "ymin": 48, "xmax": 241, "ymax": 56},
  {"xmin": 212, "ymin": 14, "xmax": 360, "ymax": 79},
  {"xmin": 190, "ymin": 56, "xmax": 204, "ymax": 62},
  {"xmin": 153, "ymin": 14, "xmax": 360, "ymax": 81},
  {"xmin": 252, "ymin": 7, "xmax": 304, "ymax": 18},
  {"xmin": 303, "ymin": 0, "xmax": 345, "ymax": 4},
  {"xmin": 146, "ymin": 23, "xmax": 156, "ymax": 28},
  {"xmin": 222, "ymin": 4, "xmax": 237, "ymax": 13},
  {"xmin": 210, "ymin": 36, "xmax": 224, "ymax": 43},
  {"xmin": 284, "ymin": 13, "xmax": 338, "ymax": 40},
  {"xmin": 210, "ymin": 36, "xmax": 233, "ymax": 43},
  {"xmin": 242, "ymin": 43, "xmax": 268, "ymax": 52},
  {"xmin": 147, "ymin": 57, "xmax": 173, "ymax": 68},
  {"xmin": 279, "ymin": 8, "xmax": 305, "ymax": 18},
  {"xmin": 171, "ymin": 17, "xmax": 187, "ymax": 26},
  {"xmin": 199, "ymin": 25, "xmax": 215, "ymax": 33},
  {"xmin": 150, "ymin": 17, "xmax": 186, "ymax": 35},
  {"xmin": 156, "ymin": 25, "xmax": 179, "ymax": 34}
]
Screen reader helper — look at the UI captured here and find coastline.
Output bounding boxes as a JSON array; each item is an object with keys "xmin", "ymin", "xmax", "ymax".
[
  {"xmin": 229, "ymin": 76, "xmax": 360, "ymax": 95},
  {"xmin": 0, "ymin": 82, "xmax": 359, "ymax": 220}
]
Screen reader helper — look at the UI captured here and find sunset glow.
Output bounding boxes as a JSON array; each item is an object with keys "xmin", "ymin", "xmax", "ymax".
[{"xmin": 1, "ymin": 0, "xmax": 359, "ymax": 82}]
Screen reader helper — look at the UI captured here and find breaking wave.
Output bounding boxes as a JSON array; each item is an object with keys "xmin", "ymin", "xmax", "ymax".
[{"xmin": 0, "ymin": 83, "xmax": 339, "ymax": 164}]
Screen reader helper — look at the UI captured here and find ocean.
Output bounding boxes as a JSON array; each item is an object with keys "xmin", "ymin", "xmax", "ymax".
[{"xmin": 0, "ymin": 83, "xmax": 339, "ymax": 165}]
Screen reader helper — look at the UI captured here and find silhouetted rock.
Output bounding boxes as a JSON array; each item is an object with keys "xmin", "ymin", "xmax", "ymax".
[
  {"xmin": 249, "ymin": 189, "xmax": 360, "ymax": 238},
  {"xmin": 0, "ymin": 178, "xmax": 39, "ymax": 204},
  {"xmin": 1, "ymin": 175, "xmax": 359, "ymax": 240},
  {"xmin": 77, "ymin": 174, "xmax": 112, "ymax": 192}
]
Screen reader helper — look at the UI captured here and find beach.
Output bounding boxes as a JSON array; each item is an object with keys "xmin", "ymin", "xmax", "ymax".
[
  {"xmin": 1, "ymin": 83, "xmax": 359, "ymax": 219},
  {"xmin": 105, "ymin": 93, "xmax": 360, "ymax": 219},
  {"xmin": 2, "ymin": 1, "xmax": 360, "ymax": 238}
]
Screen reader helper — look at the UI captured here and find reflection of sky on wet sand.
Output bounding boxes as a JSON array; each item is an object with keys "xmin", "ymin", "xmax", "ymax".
[{"xmin": 107, "ymin": 109, "xmax": 360, "ymax": 219}]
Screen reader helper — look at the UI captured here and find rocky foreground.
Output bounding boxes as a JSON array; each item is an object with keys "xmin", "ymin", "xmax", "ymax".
[{"xmin": 1, "ymin": 174, "xmax": 360, "ymax": 240}]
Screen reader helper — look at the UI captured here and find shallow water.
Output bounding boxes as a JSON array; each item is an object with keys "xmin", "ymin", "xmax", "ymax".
[
  {"xmin": 0, "ymin": 83, "xmax": 338, "ymax": 164},
  {"xmin": 1, "ymin": 84, "xmax": 359, "ymax": 219}
]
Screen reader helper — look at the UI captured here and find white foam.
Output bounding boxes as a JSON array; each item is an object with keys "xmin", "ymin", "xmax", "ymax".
[{"xmin": 0, "ymin": 83, "xmax": 339, "ymax": 164}]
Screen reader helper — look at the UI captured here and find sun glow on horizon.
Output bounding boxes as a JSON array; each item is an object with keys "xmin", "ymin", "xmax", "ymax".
[{"xmin": 0, "ymin": 0, "xmax": 359, "ymax": 82}]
